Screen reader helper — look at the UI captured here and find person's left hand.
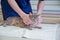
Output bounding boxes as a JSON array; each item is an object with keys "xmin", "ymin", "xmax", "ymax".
[
  {"xmin": 31, "ymin": 14, "xmax": 42, "ymax": 28},
  {"xmin": 35, "ymin": 13, "xmax": 42, "ymax": 25},
  {"xmin": 37, "ymin": 15, "xmax": 42, "ymax": 25}
]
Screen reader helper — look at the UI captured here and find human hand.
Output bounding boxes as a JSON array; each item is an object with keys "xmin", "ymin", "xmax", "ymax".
[{"xmin": 20, "ymin": 13, "xmax": 33, "ymax": 25}]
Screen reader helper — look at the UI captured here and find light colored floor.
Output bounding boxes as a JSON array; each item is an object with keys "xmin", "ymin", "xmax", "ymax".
[
  {"xmin": 0, "ymin": 35, "xmax": 38, "ymax": 40},
  {"xmin": 0, "ymin": 24, "xmax": 60, "ymax": 40}
]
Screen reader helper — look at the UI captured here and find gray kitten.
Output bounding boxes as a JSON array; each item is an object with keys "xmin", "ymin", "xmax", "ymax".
[{"xmin": 0, "ymin": 14, "xmax": 42, "ymax": 30}]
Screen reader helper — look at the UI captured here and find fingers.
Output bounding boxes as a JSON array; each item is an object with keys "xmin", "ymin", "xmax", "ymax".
[
  {"xmin": 21, "ymin": 13, "xmax": 32, "ymax": 25},
  {"xmin": 23, "ymin": 20, "xmax": 29, "ymax": 25},
  {"xmin": 23, "ymin": 18, "xmax": 32, "ymax": 25},
  {"xmin": 27, "ymin": 18, "xmax": 32, "ymax": 25}
]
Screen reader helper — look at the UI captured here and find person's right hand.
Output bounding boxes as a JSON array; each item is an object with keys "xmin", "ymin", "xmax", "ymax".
[{"xmin": 20, "ymin": 13, "xmax": 32, "ymax": 25}]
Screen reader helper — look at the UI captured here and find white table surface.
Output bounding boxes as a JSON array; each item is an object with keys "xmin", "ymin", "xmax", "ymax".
[{"xmin": 0, "ymin": 24, "xmax": 60, "ymax": 40}]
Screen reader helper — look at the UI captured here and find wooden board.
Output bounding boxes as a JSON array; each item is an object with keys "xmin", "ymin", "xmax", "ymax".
[{"xmin": 0, "ymin": 11, "xmax": 60, "ymax": 24}]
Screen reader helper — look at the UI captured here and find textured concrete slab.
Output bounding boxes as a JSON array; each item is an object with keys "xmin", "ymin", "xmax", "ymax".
[{"xmin": 0, "ymin": 24, "xmax": 60, "ymax": 40}]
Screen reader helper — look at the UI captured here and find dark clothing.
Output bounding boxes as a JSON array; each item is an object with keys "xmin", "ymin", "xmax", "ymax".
[{"xmin": 1, "ymin": 0, "xmax": 44, "ymax": 20}]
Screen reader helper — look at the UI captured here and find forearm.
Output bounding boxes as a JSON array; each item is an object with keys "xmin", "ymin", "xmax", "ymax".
[
  {"xmin": 8, "ymin": 0, "xmax": 25, "ymax": 16},
  {"xmin": 37, "ymin": 1, "xmax": 44, "ymax": 15}
]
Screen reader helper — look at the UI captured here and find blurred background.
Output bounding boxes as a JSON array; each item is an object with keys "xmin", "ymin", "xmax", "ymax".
[
  {"xmin": 0, "ymin": 0, "xmax": 60, "ymax": 40},
  {"xmin": 0, "ymin": 0, "xmax": 60, "ymax": 24}
]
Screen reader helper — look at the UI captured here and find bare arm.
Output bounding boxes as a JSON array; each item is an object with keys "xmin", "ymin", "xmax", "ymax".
[
  {"xmin": 8, "ymin": 0, "xmax": 32, "ymax": 25},
  {"xmin": 8, "ymin": 0, "xmax": 26, "ymax": 17},
  {"xmin": 37, "ymin": 0, "xmax": 44, "ymax": 15}
]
